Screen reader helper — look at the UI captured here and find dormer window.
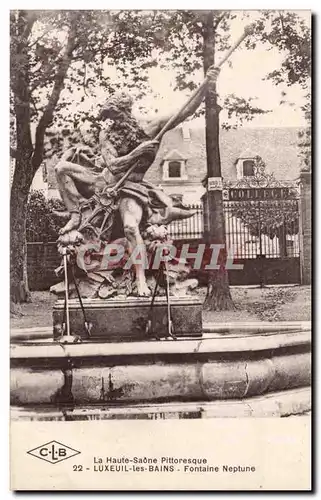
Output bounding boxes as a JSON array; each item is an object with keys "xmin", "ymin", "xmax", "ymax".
[
  {"xmin": 243, "ymin": 160, "xmax": 255, "ymax": 176},
  {"xmin": 162, "ymin": 149, "xmax": 188, "ymax": 181},
  {"xmin": 168, "ymin": 161, "xmax": 182, "ymax": 178},
  {"xmin": 235, "ymin": 152, "xmax": 258, "ymax": 179}
]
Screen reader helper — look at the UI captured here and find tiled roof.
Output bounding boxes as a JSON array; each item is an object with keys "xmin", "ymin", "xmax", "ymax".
[
  {"xmin": 162, "ymin": 148, "xmax": 187, "ymax": 161},
  {"xmin": 144, "ymin": 126, "xmax": 305, "ymax": 185},
  {"xmin": 47, "ymin": 126, "xmax": 305, "ymax": 188},
  {"xmin": 237, "ymin": 148, "xmax": 262, "ymax": 160}
]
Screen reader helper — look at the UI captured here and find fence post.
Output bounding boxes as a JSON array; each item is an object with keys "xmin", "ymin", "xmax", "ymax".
[
  {"xmin": 201, "ymin": 193, "xmax": 210, "ymax": 241},
  {"xmin": 299, "ymin": 171, "xmax": 311, "ymax": 285}
]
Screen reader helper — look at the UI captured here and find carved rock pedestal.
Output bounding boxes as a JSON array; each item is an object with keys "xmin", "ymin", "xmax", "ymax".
[{"xmin": 53, "ymin": 296, "xmax": 203, "ymax": 341}]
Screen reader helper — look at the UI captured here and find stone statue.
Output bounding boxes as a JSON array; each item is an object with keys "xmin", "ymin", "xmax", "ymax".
[{"xmin": 53, "ymin": 66, "xmax": 220, "ymax": 298}]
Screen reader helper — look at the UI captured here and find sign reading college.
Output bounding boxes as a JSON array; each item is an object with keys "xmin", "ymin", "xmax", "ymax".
[{"xmin": 224, "ymin": 187, "xmax": 298, "ymax": 201}]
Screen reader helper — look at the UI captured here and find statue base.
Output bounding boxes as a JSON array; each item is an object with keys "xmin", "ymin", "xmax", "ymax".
[{"xmin": 53, "ymin": 296, "xmax": 203, "ymax": 342}]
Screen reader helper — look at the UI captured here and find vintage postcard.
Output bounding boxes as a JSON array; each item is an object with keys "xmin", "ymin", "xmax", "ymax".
[{"xmin": 10, "ymin": 9, "xmax": 311, "ymax": 491}]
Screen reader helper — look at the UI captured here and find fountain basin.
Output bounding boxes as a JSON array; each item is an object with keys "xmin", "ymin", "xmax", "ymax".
[{"xmin": 11, "ymin": 326, "xmax": 311, "ymax": 418}]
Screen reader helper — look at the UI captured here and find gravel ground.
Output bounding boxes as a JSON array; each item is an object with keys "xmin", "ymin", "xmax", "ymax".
[
  {"xmin": 10, "ymin": 291, "xmax": 57, "ymax": 329},
  {"xmin": 203, "ymin": 285, "xmax": 311, "ymax": 324},
  {"xmin": 10, "ymin": 285, "xmax": 311, "ymax": 329}
]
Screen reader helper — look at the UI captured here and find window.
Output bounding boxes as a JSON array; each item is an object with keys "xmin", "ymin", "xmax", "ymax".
[
  {"xmin": 168, "ymin": 161, "xmax": 182, "ymax": 178},
  {"xmin": 162, "ymin": 155, "xmax": 187, "ymax": 181},
  {"xmin": 235, "ymin": 155, "xmax": 259, "ymax": 180},
  {"xmin": 243, "ymin": 160, "xmax": 255, "ymax": 176}
]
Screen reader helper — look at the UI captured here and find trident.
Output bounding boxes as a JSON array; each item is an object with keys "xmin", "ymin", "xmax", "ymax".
[{"xmin": 77, "ymin": 24, "xmax": 255, "ymax": 239}]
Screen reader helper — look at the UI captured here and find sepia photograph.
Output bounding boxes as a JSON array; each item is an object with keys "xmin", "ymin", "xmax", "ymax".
[{"xmin": 9, "ymin": 8, "xmax": 311, "ymax": 490}]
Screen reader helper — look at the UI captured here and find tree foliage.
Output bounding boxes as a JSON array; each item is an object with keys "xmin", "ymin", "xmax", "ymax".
[
  {"xmin": 10, "ymin": 10, "xmax": 161, "ymax": 162},
  {"xmin": 247, "ymin": 10, "xmax": 311, "ymax": 170},
  {"xmin": 146, "ymin": 10, "xmax": 270, "ymax": 124},
  {"xmin": 251, "ymin": 11, "xmax": 311, "ymax": 90},
  {"xmin": 10, "ymin": 9, "xmax": 162, "ymax": 302},
  {"xmin": 230, "ymin": 200, "xmax": 299, "ymax": 240},
  {"xmin": 26, "ymin": 191, "xmax": 64, "ymax": 242}
]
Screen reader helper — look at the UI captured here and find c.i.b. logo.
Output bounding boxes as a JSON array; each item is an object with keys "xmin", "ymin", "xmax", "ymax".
[{"xmin": 27, "ymin": 440, "xmax": 80, "ymax": 464}]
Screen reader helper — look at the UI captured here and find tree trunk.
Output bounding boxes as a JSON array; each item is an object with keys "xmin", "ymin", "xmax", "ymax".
[
  {"xmin": 10, "ymin": 12, "xmax": 79, "ymax": 302},
  {"xmin": 10, "ymin": 11, "xmax": 36, "ymax": 303},
  {"xmin": 203, "ymin": 192, "xmax": 235, "ymax": 310},
  {"xmin": 10, "ymin": 162, "xmax": 32, "ymax": 303},
  {"xmin": 202, "ymin": 12, "xmax": 234, "ymax": 311}
]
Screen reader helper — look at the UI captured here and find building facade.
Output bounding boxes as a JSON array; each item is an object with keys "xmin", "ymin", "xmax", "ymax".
[{"xmin": 45, "ymin": 125, "xmax": 304, "ymax": 202}]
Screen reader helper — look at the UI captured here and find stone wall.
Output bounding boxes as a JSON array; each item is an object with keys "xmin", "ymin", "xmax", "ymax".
[
  {"xmin": 27, "ymin": 242, "xmax": 61, "ymax": 291},
  {"xmin": 299, "ymin": 171, "xmax": 312, "ymax": 285}
]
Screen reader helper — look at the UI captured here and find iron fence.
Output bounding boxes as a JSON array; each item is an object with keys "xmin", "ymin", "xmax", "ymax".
[
  {"xmin": 26, "ymin": 199, "xmax": 299, "ymax": 256},
  {"xmin": 167, "ymin": 204, "xmax": 203, "ymax": 240},
  {"xmin": 224, "ymin": 198, "xmax": 300, "ymax": 259}
]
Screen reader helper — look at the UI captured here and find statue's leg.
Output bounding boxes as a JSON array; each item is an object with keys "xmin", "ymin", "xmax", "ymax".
[
  {"xmin": 55, "ymin": 161, "xmax": 96, "ymax": 234},
  {"xmin": 119, "ymin": 197, "xmax": 151, "ymax": 297}
]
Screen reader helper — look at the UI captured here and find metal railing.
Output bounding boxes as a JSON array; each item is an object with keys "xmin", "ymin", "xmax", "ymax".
[
  {"xmin": 224, "ymin": 199, "xmax": 300, "ymax": 259},
  {"xmin": 167, "ymin": 204, "xmax": 204, "ymax": 240}
]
